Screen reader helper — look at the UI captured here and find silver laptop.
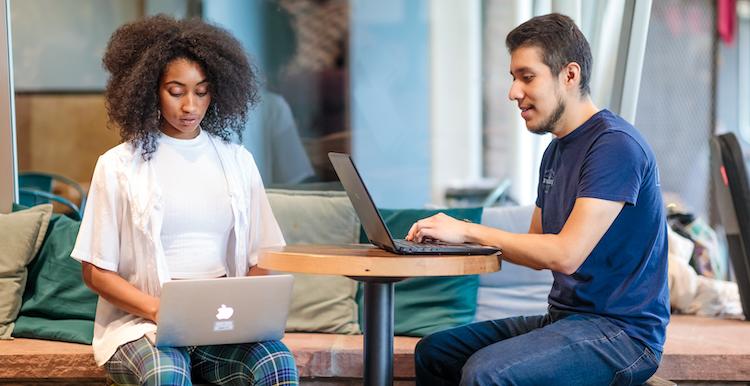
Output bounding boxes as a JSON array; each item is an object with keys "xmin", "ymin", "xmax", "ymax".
[
  {"xmin": 328, "ymin": 152, "xmax": 499, "ymax": 255},
  {"xmin": 154, "ymin": 275, "xmax": 294, "ymax": 347}
]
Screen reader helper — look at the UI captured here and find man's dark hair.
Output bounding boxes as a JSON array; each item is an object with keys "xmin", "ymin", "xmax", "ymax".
[
  {"xmin": 103, "ymin": 15, "xmax": 259, "ymax": 160},
  {"xmin": 505, "ymin": 13, "xmax": 592, "ymax": 96}
]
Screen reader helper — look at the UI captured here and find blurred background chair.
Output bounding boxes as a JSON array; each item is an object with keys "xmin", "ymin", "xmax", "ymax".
[
  {"xmin": 444, "ymin": 178, "xmax": 516, "ymax": 208},
  {"xmin": 18, "ymin": 171, "xmax": 86, "ymax": 220},
  {"xmin": 710, "ymin": 132, "xmax": 750, "ymax": 320}
]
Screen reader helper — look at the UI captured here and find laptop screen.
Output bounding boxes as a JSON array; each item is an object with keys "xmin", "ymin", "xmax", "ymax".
[{"xmin": 328, "ymin": 152, "xmax": 397, "ymax": 250}]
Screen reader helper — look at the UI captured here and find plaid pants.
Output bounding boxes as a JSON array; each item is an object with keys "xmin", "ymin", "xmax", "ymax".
[{"xmin": 105, "ymin": 337, "xmax": 299, "ymax": 386}]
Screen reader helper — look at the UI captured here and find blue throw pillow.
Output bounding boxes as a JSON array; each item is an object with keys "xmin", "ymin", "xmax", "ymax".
[{"xmin": 358, "ymin": 207, "xmax": 483, "ymax": 336}]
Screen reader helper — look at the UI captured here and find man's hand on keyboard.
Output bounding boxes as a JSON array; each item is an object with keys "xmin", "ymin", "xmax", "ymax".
[{"xmin": 406, "ymin": 212, "xmax": 472, "ymax": 244}]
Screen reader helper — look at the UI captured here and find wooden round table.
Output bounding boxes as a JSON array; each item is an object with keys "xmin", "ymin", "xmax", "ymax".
[{"xmin": 259, "ymin": 244, "xmax": 501, "ymax": 386}]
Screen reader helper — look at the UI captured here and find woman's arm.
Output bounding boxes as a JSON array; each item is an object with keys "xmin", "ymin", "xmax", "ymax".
[
  {"xmin": 81, "ymin": 262, "xmax": 160, "ymax": 323},
  {"xmin": 247, "ymin": 265, "xmax": 269, "ymax": 276}
]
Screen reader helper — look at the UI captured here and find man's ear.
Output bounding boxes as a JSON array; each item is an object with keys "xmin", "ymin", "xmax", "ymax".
[{"xmin": 561, "ymin": 62, "xmax": 582, "ymax": 91}]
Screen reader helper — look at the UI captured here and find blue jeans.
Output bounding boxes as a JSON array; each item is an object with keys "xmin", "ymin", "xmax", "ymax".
[{"xmin": 415, "ymin": 311, "xmax": 661, "ymax": 386}]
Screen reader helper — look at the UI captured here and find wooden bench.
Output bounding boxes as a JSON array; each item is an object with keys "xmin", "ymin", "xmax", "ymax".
[
  {"xmin": 0, "ymin": 315, "xmax": 748, "ymax": 385},
  {"xmin": 656, "ymin": 315, "xmax": 750, "ymax": 382}
]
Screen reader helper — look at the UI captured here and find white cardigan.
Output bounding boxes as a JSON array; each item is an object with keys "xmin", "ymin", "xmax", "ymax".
[{"xmin": 71, "ymin": 133, "xmax": 285, "ymax": 366}]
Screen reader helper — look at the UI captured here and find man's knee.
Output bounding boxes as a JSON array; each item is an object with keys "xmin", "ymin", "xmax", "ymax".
[
  {"xmin": 414, "ymin": 334, "xmax": 432, "ymax": 362},
  {"xmin": 415, "ymin": 331, "xmax": 470, "ymax": 386},
  {"xmin": 460, "ymin": 353, "xmax": 505, "ymax": 386},
  {"xmin": 414, "ymin": 332, "xmax": 447, "ymax": 369},
  {"xmin": 460, "ymin": 345, "xmax": 531, "ymax": 386}
]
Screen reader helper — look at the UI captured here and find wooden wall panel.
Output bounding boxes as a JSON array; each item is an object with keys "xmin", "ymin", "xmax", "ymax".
[{"xmin": 15, "ymin": 93, "xmax": 120, "ymax": 185}]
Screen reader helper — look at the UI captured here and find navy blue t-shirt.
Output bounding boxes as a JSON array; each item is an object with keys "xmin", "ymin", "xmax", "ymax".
[{"xmin": 535, "ymin": 109, "xmax": 669, "ymax": 353}]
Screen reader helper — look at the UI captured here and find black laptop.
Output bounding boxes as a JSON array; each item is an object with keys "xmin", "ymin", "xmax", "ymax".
[{"xmin": 328, "ymin": 152, "xmax": 499, "ymax": 255}]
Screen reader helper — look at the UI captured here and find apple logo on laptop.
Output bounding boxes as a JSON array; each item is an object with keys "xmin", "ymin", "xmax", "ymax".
[{"xmin": 216, "ymin": 304, "xmax": 234, "ymax": 320}]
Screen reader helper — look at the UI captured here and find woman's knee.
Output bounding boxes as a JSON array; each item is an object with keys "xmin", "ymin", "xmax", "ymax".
[
  {"xmin": 140, "ymin": 348, "xmax": 191, "ymax": 386},
  {"xmin": 107, "ymin": 338, "xmax": 191, "ymax": 386},
  {"xmin": 246, "ymin": 341, "xmax": 299, "ymax": 386},
  {"xmin": 254, "ymin": 340, "xmax": 296, "ymax": 366}
]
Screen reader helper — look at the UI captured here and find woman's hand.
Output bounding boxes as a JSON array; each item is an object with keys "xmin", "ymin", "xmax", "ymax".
[
  {"xmin": 406, "ymin": 212, "xmax": 472, "ymax": 244},
  {"xmin": 147, "ymin": 297, "xmax": 160, "ymax": 324}
]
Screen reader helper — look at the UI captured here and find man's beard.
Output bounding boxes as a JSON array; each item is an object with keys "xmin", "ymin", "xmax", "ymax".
[{"xmin": 529, "ymin": 96, "xmax": 565, "ymax": 135}]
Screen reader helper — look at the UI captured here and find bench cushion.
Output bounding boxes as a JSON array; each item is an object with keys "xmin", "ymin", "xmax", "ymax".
[
  {"xmin": 476, "ymin": 206, "xmax": 553, "ymax": 321},
  {"xmin": 0, "ymin": 205, "xmax": 52, "ymax": 339},
  {"xmin": 12, "ymin": 213, "xmax": 97, "ymax": 344},
  {"xmin": 267, "ymin": 189, "xmax": 362, "ymax": 335}
]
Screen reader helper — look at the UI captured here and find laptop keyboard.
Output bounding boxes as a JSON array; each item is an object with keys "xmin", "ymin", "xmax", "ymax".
[
  {"xmin": 390, "ymin": 238, "xmax": 499, "ymax": 255},
  {"xmin": 395, "ymin": 239, "xmax": 451, "ymax": 247}
]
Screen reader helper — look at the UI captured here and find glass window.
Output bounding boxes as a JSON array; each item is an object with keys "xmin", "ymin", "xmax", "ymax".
[{"xmin": 4, "ymin": 0, "xmax": 662, "ymax": 214}]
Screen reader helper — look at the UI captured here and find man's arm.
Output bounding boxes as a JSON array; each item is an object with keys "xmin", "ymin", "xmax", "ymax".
[
  {"xmin": 407, "ymin": 197, "xmax": 624, "ymax": 274},
  {"xmin": 529, "ymin": 206, "xmax": 543, "ymax": 234}
]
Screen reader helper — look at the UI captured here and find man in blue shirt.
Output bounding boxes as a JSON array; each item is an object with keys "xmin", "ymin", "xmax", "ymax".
[{"xmin": 407, "ymin": 13, "xmax": 669, "ymax": 386}]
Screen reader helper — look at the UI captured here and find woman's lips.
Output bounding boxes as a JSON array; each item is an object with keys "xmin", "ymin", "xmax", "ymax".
[{"xmin": 179, "ymin": 117, "xmax": 199, "ymax": 126}]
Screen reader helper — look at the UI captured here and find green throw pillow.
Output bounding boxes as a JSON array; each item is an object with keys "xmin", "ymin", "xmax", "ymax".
[
  {"xmin": 358, "ymin": 207, "xmax": 483, "ymax": 337},
  {"xmin": 266, "ymin": 189, "xmax": 361, "ymax": 335},
  {"xmin": 12, "ymin": 213, "xmax": 97, "ymax": 344},
  {"xmin": 0, "ymin": 204, "xmax": 52, "ymax": 339}
]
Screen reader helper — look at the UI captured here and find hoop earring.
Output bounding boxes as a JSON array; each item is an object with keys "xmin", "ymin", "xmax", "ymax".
[
  {"xmin": 157, "ymin": 110, "xmax": 161, "ymax": 121},
  {"xmin": 212, "ymin": 103, "xmax": 218, "ymax": 116}
]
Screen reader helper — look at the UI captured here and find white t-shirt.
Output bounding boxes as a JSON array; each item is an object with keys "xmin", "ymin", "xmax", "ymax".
[
  {"xmin": 153, "ymin": 131, "xmax": 233, "ymax": 279},
  {"xmin": 71, "ymin": 132, "xmax": 285, "ymax": 366}
]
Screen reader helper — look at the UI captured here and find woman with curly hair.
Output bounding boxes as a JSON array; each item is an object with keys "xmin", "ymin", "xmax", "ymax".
[{"xmin": 71, "ymin": 15, "xmax": 299, "ymax": 386}]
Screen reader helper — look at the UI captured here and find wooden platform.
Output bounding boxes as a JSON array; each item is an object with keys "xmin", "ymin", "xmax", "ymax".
[
  {"xmin": 0, "ymin": 315, "xmax": 748, "ymax": 384},
  {"xmin": 656, "ymin": 315, "xmax": 750, "ymax": 382}
]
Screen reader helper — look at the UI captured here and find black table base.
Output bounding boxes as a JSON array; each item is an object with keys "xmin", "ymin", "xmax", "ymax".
[{"xmin": 354, "ymin": 277, "xmax": 405, "ymax": 386}]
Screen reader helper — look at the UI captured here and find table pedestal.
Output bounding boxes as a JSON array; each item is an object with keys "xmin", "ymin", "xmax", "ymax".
[{"xmin": 358, "ymin": 277, "xmax": 403, "ymax": 386}]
